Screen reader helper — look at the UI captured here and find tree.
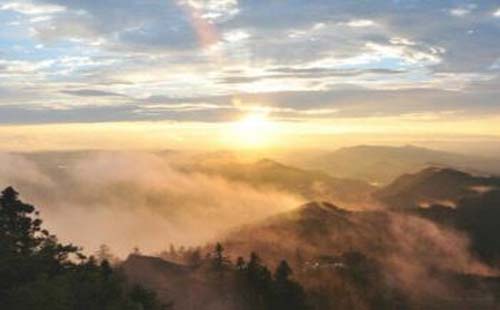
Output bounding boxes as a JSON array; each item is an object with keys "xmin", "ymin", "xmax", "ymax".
[
  {"xmin": 212, "ymin": 242, "xmax": 230, "ymax": 271},
  {"xmin": 95, "ymin": 244, "xmax": 118, "ymax": 265},
  {"xmin": 243, "ymin": 252, "xmax": 274, "ymax": 309},
  {"xmin": 0, "ymin": 187, "xmax": 79, "ymax": 298},
  {"xmin": 130, "ymin": 284, "xmax": 168, "ymax": 310},
  {"xmin": 168, "ymin": 243, "xmax": 178, "ymax": 260},
  {"xmin": 0, "ymin": 187, "xmax": 166, "ymax": 310},
  {"xmin": 272, "ymin": 260, "xmax": 308, "ymax": 310},
  {"xmin": 275, "ymin": 260, "xmax": 293, "ymax": 282},
  {"xmin": 100, "ymin": 259, "xmax": 113, "ymax": 279},
  {"xmin": 0, "ymin": 186, "xmax": 40, "ymax": 255},
  {"xmin": 186, "ymin": 248, "xmax": 202, "ymax": 266}
]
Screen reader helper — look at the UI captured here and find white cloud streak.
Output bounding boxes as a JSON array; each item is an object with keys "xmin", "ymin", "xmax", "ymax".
[{"xmin": 0, "ymin": 1, "xmax": 65, "ymax": 15}]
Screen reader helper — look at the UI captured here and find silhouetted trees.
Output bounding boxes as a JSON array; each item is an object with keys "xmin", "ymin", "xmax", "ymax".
[
  {"xmin": 0, "ymin": 186, "xmax": 166, "ymax": 310},
  {"xmin": 272, "ymin": 260, "xmax": 308, "ymax": 310},
  {"xmin": 159, "ymin": 244, "xmax": 203, "ymax": 266},
  {"xmin": 230, "ymin": 250, "xmax": 308, "ymax": 310},
  {"xmin": 95, "ymin": 244, "xmax": 118, "ymax": 265},
  {"xmin": 212, "ymin": 242, "xmax": 231, "ymax": 271}
]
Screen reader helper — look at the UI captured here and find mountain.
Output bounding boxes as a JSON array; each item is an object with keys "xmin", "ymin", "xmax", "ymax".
[
  {"xmin": 296, "ymin": 145, "xmax": 500, "ymax": 185},
  {"xmin": 11, "ymin": 150, "xmax": 375, "ymax": 205},
  {"xmin": 372, "ymin": 166, "xmax": 500, "ymax": 262},
  {"xmin": 122, "ymin": 254, "xmax": 225, "ymax": 310},
  {"xmin": 223, "ymin": 200, "xmax": 477, "ymax": 274},
  {"xmin": 416, "ymin": 189, "xmax": 500, "ymax": 263},
  {"xmin": 222, "ymin": 201, "xmax": 500, "ymax": 308},
  {"xmin": 223, "ymin": 201, "xmax": 418, "ymax": 262},
  {"xmin": 449, "ymin": 190, "xmax": 500, "ymax": 263},
  {"xmin": 373, "ymin": 167, "xmax": 500, "ymax": 209},
  {"xmin": 183, "ymin": 158, "xmax": 375, "ymax": 204},
  {"xmin": 120, "ymin": 201, "xmax": 500, "ymax": 309},
  {"xmin": 225, "ymin": 201, "xmax": 363, "ymax": 260},
  {"xmin": 122, "ymin": 254, "xmax": 190, "ymax": 302}
]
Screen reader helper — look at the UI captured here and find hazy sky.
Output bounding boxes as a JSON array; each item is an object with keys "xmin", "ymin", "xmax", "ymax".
[{"xmin": 1, "ymin": 0, "xmax": 500, "ymax": 150}]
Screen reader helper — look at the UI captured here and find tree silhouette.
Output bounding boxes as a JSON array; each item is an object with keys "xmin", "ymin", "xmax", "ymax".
[
  {"xmin": 186, "ymin": 248, "xmax": 202, "ymax": 266},
  {"xmin": 94, "ymin": 244, "xmax": 117, "ymax": 265},
  {"xmin": 0, "ymin": 187, "xmax": 79, "ymax": 298},
  {"xmin": 272, "ymin": 260, "xmax": 308, "ymax": 310},
  {"xmin": 0, "ymin": 187, "xmax": 166, "ymax": 310},
  {"xmin": 241, "ymin": 252, "xmax": 274, "ymax": 309},
  {"xmin": 212, "ymin": 242, "xmax": 231, "ymax": 272}
]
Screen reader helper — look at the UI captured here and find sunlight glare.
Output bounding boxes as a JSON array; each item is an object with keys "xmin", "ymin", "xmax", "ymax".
[{"xmin": 230, "ymin": 113, "xmax": 276, "ymax": 148}]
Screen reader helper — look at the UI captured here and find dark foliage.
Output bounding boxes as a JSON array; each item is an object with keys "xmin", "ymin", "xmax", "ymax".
[
  {"xmin": 0, "ymin": 186, "xmax": 166, "ymax": 310},
  {"xmin": 228, "ymin": 250, "xmax": 309, "ymax": 310}
]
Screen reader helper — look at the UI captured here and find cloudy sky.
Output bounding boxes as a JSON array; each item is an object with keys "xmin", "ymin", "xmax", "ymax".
[{"xmin": 1, "ymin": 0, "xmax": 500, "ymax": 150}]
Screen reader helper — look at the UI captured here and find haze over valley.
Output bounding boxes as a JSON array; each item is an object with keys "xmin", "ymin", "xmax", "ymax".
[{"xmin": 2, "ymin": 0, "xmax": 500, "ymax": 309}]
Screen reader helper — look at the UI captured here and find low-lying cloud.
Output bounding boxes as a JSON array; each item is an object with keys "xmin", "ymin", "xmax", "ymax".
[{"xmin": 0, "ymin": 151, "xmax": 303, "ymax": 256}]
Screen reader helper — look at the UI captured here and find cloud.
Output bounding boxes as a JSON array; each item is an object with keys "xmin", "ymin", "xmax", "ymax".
[
  {"xmin": 0, "ymin": 152, "xmax": 53, "ymax": 187},
  {"xmin": 0, "ymin": 151, "xmax": 303, "ymax": 256},
  {"xmin": 0, "ymin": 59, "xmax": 54, "ymax": 75},
  {"xmin": 60, "ymin": 89, "xmax": 126, "ymax": 97},
  {"xmin": 222, "ymin": 29, "xmax": 250, "ymax": 42},
  {"xmin": 181, "ymin": 0, "xmax": 240, "ymax": 22},
  {"xmin": 0, "ymin": 1, "xmax": 65, "ymax": 15},
  {"xmin": 390, "ymin": 37, "xmax": 416, "ymax": 46},
  {"xmin": 449, "ymin": 6, "xmax": 474, "ymax": 17},
  {"xmin": 2, "ymin": 79, "xmax": 500, "ymax": 125},
  {"xmin": 0, "ymin": 0, "xmax": 499, "ymax": 128},
  {"xmin": 341, "ymin": 19, "xmax": 377, "ymax": 27}
]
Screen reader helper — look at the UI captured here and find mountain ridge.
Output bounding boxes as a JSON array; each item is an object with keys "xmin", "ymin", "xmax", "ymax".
[{"xmin": 293, "ymin": 144, "xmax": 500, "ymax": 185}]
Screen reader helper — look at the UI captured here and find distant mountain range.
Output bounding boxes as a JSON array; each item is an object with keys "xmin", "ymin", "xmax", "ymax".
[
  {"xmin": 13, "ymin": 145, "xmax": 500, "ymax": 202},
  {"xmin": 183, "ymin": 157, "xmax": 375, "ymax": 204},
  {"xmin": 6, "ymin": 147, "xmax": 500, "ymax": 308},
  {"xmin": 292, "ymin": 145, "xmax": 500, "ymax": 185}
]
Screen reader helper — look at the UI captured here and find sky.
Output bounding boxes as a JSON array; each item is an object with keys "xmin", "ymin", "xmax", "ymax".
[{"xmin": 1, "ymin": 0, "xmax": 500, "ymax": 151}]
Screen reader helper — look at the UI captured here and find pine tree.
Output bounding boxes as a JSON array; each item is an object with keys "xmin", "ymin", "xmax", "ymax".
[
  {"xmin": 212, "ymin": 242, "xmax": 230, "ymax": 271},
  {"xmin": 272, "ymin": 260, "xmax": 308, "ymax": 310},
  {"xmin": 0, "ymin": 187, "xmax": 167, "ymax": 310}
]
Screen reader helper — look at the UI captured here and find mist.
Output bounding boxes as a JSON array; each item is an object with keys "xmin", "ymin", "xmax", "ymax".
[{"xmin": 0, "ymin": 151, "xmax": 303, "ymax": 256}]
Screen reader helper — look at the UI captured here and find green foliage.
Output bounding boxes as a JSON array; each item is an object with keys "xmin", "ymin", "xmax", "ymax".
[{"xmin": 0, "ymin": 187, "xmax": 166, "ymax": 310}]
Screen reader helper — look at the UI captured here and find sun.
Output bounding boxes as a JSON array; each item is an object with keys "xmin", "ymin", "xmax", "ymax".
[{"xmin": 229, "ymin": 113, "xmax": 276, "ymax": 148}]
